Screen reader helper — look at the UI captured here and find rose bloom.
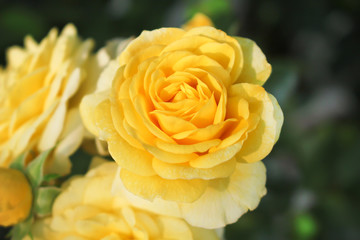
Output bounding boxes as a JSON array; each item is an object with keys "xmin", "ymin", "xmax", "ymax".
[
  {"xmin": 0, "ymin": 24, "xmax": 94, "ymax": 174},
  {"xmin": 26, "ymin": 161, "xmax": 219, "ymax": 240},
  {"xmin": 0, "ymin": 167, "xmax": 32, "ymax": 226},
  {"xmin": 81, "ymin": 25, "xmax": 283, "ymax": 228}
]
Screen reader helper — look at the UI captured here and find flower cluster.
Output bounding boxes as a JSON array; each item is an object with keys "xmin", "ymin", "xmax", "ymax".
[{"xmin": 0, "ymin": 13, "xmax": 283, "ymax": 239}]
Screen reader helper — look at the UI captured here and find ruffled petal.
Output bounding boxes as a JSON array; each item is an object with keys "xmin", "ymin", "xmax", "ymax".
[
  {"xmin": 180, "ymin": 161, "xmax": 266, "ymax": 228},
  {"xmin": 232, "ymin": 84, "xmax": 284, "ymax": 163},
  {"xmin": 235, "ymin": 37, "xmax": 271, "ymax": 86},
  {"xmin": 119, "ymin": 169, "xmax": 208, "ymax": 202}
]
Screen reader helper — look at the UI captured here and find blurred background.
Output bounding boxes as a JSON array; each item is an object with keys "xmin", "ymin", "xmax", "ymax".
[{"xmin": 0, "ymin": 0, "xmax": 359, "ymax": 239}]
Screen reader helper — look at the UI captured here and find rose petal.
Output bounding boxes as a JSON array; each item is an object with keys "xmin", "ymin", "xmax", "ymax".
[
  {"xmin": 189, "ymin": 141, "xmax": 242, "ymax": 168},
  {"xmin": 80, "ymin": 90, "xmax": 111, "ymax": 137},
  {"xmin": 142, "ymin": 144, "xmax": 197, "ymax": 164},
  {"xmin": 180, "ymin": 161, "xmax": 266, "ymax": 228},
  {"xmin": 190, "ymin": 94, "xmax": 217, "ymax": 127},
  {"xmin": 151, "ymin": 111, "xmax": 197, "ymax": 136},
  {"xmin": 124, "ymin": 44, "xmax": 164, "ymax": 78},
  {"xmin": 161, "ymin": 35, "xmax": 213, "ymax": 54},
  {"xmin": 235, "ymin": 37, "xmax": 271, "ymax": 86},
  {"xmin": 119, "ymin": 28, "xmax": 185, "ymax": 65},
  {"xmin": 184, "ymin": 26, "xmax": 243, "ymax": 83},
  {"xmin": 152, "ymin": 157, "xmax": 236, "ymax": 180},
  {"xmin": 8, "ymin": 67, "xmax": 47, "ymax": 106},
  {"xmin": 155, "ymin": 138, "xmax": 221, "ymax": 154},
  {"xmin": 230, "ymin": 84, "xmax": 284, "ymax": 163},
  {"xmin": 94, "ymin": 102, "xmax": 155, "ymax": 177},
  {"xmin": 120, "ymin": 169, "xmax": 207, "ymax": 203},
  {"xmin": 49, "ymin": 108, "xmax": 84, "ymax": 174},
  {"xmin": 158, "ymin": 216, "xmax": 193, "ymax": 240}
]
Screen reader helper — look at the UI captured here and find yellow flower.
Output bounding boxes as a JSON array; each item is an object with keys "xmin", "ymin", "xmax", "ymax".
[
  {"xmin": 81, "ymin": 26, "xmax": 283, "ymax": 227},
  {"xmin": 27, "ymin": 161, "xmax": 219, "ymax": 240},
  {"xmin": 0, "ymin": 167, "xmax": 32, "ymax": 226},
  {"xmin": 0, "ymin": 24, "xmax": 94, "ymax": 174},
  {"xmin": 182, "ymin": 13, "xmax": 214, "ymax": 31}
]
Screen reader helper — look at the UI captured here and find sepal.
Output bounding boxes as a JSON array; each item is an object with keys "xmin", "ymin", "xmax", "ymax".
[{"xmin": 35, "ymin": 187, "xmax": 61, "ymax": 217}]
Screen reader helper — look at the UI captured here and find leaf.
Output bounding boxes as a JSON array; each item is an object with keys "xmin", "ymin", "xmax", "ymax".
[
  {"xmin": 34, "ymin": 186, "xmax": 61, "ymax": 217},
  {"xmin": 10, "ymin": 217, "xmax": 33, "ymax": 240},
  {"xmin": 25, "ymin": 148, "xmax": 53, "ymax": 189},
  {"xmin": 43, "ymin": 173, "xmax": 61, "ymax": 182},
  {"xmin": 9, "ymin": 152, "xmax": 27, "ymax": 171}
]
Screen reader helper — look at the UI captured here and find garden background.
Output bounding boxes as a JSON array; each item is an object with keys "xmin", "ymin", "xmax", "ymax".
[{"xmin": 0, "ymin": 0, "xmax": 359, "ymax": 239}]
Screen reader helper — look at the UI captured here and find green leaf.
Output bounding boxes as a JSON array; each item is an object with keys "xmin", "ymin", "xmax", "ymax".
[
  {"xmin": 34, "ymin": 187, "xmax": 61, "ymax": 217},
  {"xmin": 25, "ymin": 148, "xmax": 52, "ymax": 189},
  {"xmin": 10, "ymin": 217, "xmax": 33, "ymax": 240},
  {"xmin": 43, "ymin": 173, "xmax": 61, "ymax": 182},
  {"xmin": 9, "ymin": 152, "xmax": 27, "ymax": 171}
]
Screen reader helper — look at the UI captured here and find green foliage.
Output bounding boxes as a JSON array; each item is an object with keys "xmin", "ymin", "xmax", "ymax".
[
  {"xmin": 8, "ymin": 217, "xmax": 33, "ymax": 240},
  {"xmin": 35, "ymin": 187, "xmax": 61, "ymax": 217},
  {"xmin": 25, "ymin": 149, "xmax": 52, "ymax": 189},
  {"xmin": 43, "ymin": 173, "xmax": 61, "ymax": 183},
  {"xmin": 9, "ymin": 153, "xmax": 27, "ymax": 172}
]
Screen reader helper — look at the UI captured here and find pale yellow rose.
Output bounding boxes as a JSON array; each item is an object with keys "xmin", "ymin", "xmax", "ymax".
[
  {"xmin": 80, "ymin": 26, "xmax": 283, "ymax": 228},
  {"xmin": 0, "ymin": 167, "xmax": 32, "ymax": 226},
  {"xmin": 27, "ymin": 161, "xmax": 219, "ymax": 240},
  {"xmin": 0, "ymin": 24, "xmax": 94, "ymax": 174}
]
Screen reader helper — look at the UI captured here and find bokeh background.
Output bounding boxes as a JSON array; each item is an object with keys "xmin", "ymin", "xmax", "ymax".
[{"xmin": 1, "ymin": 0, "xmax": 359, "ymax": 239}]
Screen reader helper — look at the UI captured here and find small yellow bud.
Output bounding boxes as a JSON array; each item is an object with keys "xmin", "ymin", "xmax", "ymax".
[
  {"xmin": 0, "ymin": 168, "xmax": 32, "ymax": 226},
  {"xmin": 182, "ymin": 13, "xmax": 214, "ymax": 30}
]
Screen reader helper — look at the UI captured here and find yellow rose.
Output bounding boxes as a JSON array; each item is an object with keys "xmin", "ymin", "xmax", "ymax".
[
  {"xmin": 0, "ymin": 167, "xmax": 32, "ymax": 226},
  {"xmin": 81, "ymin": 26, "xmax": 283, "ymax": 227},
  {"xmin": 0, "ymin": 24, "xmax": 94, "ymax": 174},
  {"xmin": 27, "ymin": 161, "xmax": 219, "ymax": 240}
]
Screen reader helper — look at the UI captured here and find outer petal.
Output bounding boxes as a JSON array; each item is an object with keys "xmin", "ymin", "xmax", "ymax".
[
  {"xmin": 235, "ymin": 37, "xmax": 271, "ymax": 86},
  {"xmin": 48, "ymin": 108, "xmax": 84, "ymax": 175},
  {"xmin": 119, "ymin": 168, "xmax": 208, "ymax": 203},
  {"xmin": 108, "ymin": 133, "xmax": 155, "ymax": 177},
  {"xmin": 229, "ymin": 83, "xmax": 283, "ymax": 163},
  {"xmin": 237, "ymin": 95, "xmax": 283, "ymax": 163},
  {"xmin": 269, "ymin": 94, "xmax": 284, "ymax": 142},
  {"xmin": 96, "ymin": 99, "xmax": 156, "ymax": 177},
  {"xmin": 179, "ymin": 161, "xmax": 266, "ymax": 229},
  {"xmin": 190, "ymin": 226, "xmax": 220, "ymax": 240},
  {"xmin": 158, "ymin": 216, "xmax": 193, "ymax": 240},
  {"xmin": 112, "ymin": 167, "xmax": 182, "ymax": 218},
  {"xmin": 80, "ymin": 90, "xmax": 111, "ymax": 137},
  {"xmin": 119, "ymin": 28, "xmax": 185, "ymax": 65}
]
